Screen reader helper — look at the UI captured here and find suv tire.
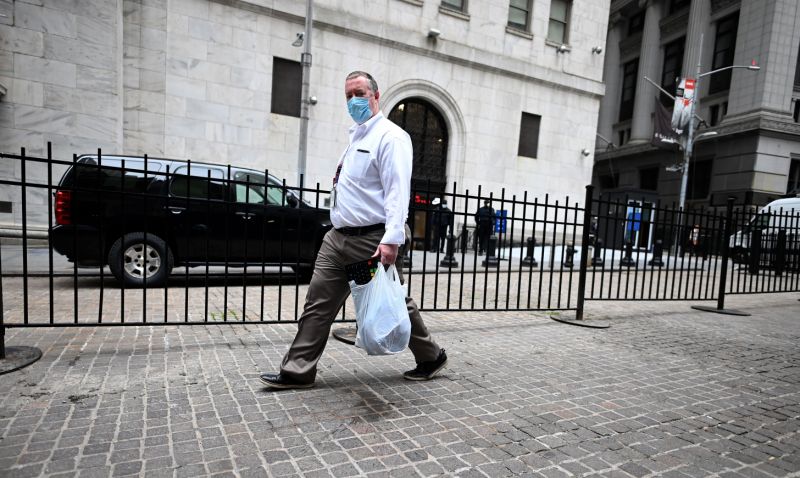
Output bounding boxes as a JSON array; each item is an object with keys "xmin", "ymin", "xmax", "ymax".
[{"xmin": 109, "ymin": 232, "xmax": 174, "ymax": 288}]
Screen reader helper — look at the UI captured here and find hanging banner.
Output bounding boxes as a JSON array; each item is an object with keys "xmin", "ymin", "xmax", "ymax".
[
  {"xmin": 671, "ymin": 77, "xmax": 695, "ymax": 132},
  {"xmin": 652, "ymin": 98, "xmax": 681, "ymax": 151}
]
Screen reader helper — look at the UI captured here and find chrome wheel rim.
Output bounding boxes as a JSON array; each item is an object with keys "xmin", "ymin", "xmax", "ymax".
[{"xmin": 123, "ymin": 243, "xmax": 161, "ymax": 279}]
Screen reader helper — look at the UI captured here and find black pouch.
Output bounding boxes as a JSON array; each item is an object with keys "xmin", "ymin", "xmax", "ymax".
[{"xmin": 345, "ymin": 257, "xmax": 380, "ymax": 285}]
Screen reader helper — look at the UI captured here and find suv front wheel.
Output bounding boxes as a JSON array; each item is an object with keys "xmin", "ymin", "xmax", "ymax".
[{"xmin": 109, "ymin": 232, "xmax": 174, "ymax": 288}]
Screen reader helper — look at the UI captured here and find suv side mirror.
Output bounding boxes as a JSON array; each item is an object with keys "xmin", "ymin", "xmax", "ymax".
[{"xmin": 287, "ymin": 194, "xmax": 299, "ymax": 208}]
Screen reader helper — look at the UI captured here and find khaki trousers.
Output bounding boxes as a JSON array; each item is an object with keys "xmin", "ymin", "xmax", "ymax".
[{"xmin": 280, "ymin": 225, "xmax": 441, "ymax": 384}]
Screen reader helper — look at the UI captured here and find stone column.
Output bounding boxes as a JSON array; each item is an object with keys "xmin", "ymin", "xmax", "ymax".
[
  {"xmin": 597, "ymin": 13, "xmax": 625, "ymax": 148},
  {"xmin": 682, "ymin": 0, "xmax": 711, "ymax": 98},
  {"xmin": 630, "ymin": 0, "xmax": 663, "ymax": 142},
  {"xmin": 727, "ymin": 0, "xmax": 800, "ymax": 117}
]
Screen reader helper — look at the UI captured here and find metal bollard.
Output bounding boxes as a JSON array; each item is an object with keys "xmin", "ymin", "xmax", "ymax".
[
  {"xmin": 521, "ymin": 237, "xmax": 538, "ymax": 267},
  {"xmin": 620, "ymin": 239, "xmax": 635, "ymax": 267},
  {"xmin": 591, "ymin": 237, "xmax": 604, "ymax": 267},
  {"xmin": 563, "ymin": 243, "xmax": 576, "ymax": 268},
  {"xmin": 460, "ymin": 224, "xmax": 468, "ymax": 253},
  {"xmin": 775, "ymin": 229, "xmax": 787, "ymax": 277},
  {"xmin": 749, "ymin": 229, "xmax": 761, "ymax": 275},
  {"xmin": 439, "ymin": 234, "xmax": 459, "ymax": 268},
  {"xmin": 648, "ymin": 239, "xmax": 664, "ymax": 267},
  {"xmin": 482, "ymin": 235, "xmax": 500, "ymax": 267}
]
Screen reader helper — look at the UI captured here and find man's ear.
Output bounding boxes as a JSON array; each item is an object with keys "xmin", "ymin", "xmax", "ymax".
[{"xmin": 374, "ymin": 90, "xmax": 380, "ymax": 102}]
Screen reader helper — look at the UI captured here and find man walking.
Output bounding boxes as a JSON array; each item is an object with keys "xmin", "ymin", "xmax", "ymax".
[
  {"xmin": 260, "ymin": 71, "xmax": 448, "ymax": 390},
  {"xmin": 475, "ymin": 199, "xmax": 495, "ymax": 254}
]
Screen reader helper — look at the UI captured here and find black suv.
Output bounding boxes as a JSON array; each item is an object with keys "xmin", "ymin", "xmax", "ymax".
[{"xmin": 50, "ymin": 155, "xmax": 331, "ymax": 287}]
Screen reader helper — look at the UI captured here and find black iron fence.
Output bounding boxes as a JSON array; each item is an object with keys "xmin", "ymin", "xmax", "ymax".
[{"xmin": 1, "ymin": 148, "xmax": 799, "ymax": 350}]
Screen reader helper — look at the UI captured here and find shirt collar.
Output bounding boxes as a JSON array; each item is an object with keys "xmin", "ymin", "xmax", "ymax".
[{"xmin": 349, "ymin": 111, "xmax": 384, "ymax": 139}]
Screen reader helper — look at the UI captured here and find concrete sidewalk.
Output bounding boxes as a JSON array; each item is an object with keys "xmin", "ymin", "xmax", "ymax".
[{"xmin": 1, "ymin": 294, "xmax": 799, "ymax": 477}]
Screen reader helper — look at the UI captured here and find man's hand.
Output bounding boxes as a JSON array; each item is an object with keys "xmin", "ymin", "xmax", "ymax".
[{"xmin": 372, "ymin": 243, "xmax": 399, "ymax": 265}]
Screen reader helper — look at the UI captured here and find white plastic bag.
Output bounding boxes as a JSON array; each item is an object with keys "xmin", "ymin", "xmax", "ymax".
[{"xmin": 348, "ymin": 264, "xmax": 411, "ymax": 355}]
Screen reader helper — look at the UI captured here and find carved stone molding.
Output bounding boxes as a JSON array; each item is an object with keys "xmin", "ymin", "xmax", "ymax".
[
  {"xmin": 619, "ymin": 32, "xmax": 643, "ymax": 59},
  {"xmin": 711, "ymin": 0, "xmax": 740, "ymax": 15},
  {"xmin": 659, "ymin": 10, "xmax": 689, "ymax": 39}
]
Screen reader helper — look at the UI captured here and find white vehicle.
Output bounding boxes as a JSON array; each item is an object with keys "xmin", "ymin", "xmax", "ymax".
[{"xmin": 729, "ymin": 197, "xmax": 800, "ymax": 264}]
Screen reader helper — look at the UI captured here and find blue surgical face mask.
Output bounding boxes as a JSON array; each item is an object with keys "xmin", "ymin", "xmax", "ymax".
[{"xmin": 347, "ymin": 97, "xmax": 372, "ymax": 124}]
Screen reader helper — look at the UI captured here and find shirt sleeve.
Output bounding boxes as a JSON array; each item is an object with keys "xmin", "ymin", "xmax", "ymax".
[{"xmin": 377, "ymin": 130, "xmax": 412, "ymax": 245}]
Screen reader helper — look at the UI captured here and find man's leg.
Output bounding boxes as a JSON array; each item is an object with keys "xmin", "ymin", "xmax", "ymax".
[
  {"xmin": 397, "ymin": 225, "xmax": 441, "ymax": 363},
  {"xmin": 278, "ymin": 231, "xmax": 350, "ymax": 384}
]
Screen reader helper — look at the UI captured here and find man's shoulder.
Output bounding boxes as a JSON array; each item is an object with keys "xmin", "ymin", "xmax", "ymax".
[{"xmin": 376, "ymin": 115, "xmax": 411, "ymax": 141}]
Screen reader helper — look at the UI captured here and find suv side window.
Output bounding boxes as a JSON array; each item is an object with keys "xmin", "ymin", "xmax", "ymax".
[
  {"xmin": 233, "ymin": 171, "xmax": 287, "ymax": 206},
  {"xmin": 170, "ymin": 166, "xmax": 226, "ymax": 200},
  {"xmin": 66, "ymin": 159, "xmax": 162, "ymax": 193}
]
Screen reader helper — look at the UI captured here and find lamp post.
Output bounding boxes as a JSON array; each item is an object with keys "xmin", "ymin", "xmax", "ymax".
[
  {"xmin": 677, "ymin": 35, "xmax": 760, "ymax": 213},
  {"xmin": 297, "ymin": 0, "xmax": 313, "ymax": 191},
  {"xmin": 672, "ymin": 35, "xmax": 759, "ymax": 256}
]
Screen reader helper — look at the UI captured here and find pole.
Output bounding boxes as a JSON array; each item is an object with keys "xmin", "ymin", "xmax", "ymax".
[
  {"xmin": 575, "ymin": 185, "xmax": 594, "ymax": 321},
  {"xmin": 297, "ymin": 0, "xmax": 313, "ymax": 190},
  {"xmin": 676, "ymin": 34, "xmax": 703, "ymax": 255}
]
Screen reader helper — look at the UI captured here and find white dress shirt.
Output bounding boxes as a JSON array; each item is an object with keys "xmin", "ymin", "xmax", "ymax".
[{"xmin": 330, "ymin": 112, "xmax": 412, "ymax": 245}]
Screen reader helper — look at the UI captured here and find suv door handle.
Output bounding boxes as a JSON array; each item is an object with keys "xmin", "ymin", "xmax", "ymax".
[
  {"xmin": 235, "ymin": 211, "xmax": 255, "ymax": 219},
  {"xmin": 167, "ymin": 206, "xmax": 186, "ymax": 214}
]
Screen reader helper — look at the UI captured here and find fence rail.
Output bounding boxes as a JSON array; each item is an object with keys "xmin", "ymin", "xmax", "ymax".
[{"xmin": 1, "ymin": 147, "xmax": 799, "ymax": 352}]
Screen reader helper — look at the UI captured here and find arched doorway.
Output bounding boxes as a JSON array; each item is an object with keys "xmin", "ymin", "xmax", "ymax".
[
  {"xmin": 388, "ymin": 98, "xmax": 449, "ymax": 195},
  {"xmin": 388, "ymin": 98, "xmax": 449, "ymax": 250}
]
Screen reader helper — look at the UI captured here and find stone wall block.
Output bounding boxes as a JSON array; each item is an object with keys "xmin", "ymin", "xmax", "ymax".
[
  {"xmin": 207, "ymin": 43, "xmax": 255, "ymax": 67},
  {"xmin": 77, "ymin": 15, "xmax": 115, "ymax": 46},
  {"xmin": 186, "ymin": 60, "xmax": 230, "ymax": 84},
  {"xmin": 44, "ymin": 36, "xmax": 116, "ymax": 70},
  {"xmin": 165, "ymin": 116, "xmax": 207, "ymax": 140},
  {"xmin": 139, "ymin": 69, "xmax": 166, "ymax": 93},
  {"xmin": 14, "ymin": 105, "xmax": 75, "ymax": 134},
  {"xmin": 166, "ymin": 75, "xmax": 206, "ymax": 100},
  {"xmin": 0, "ymin": 77, "xmax": 44, "ymax": 106},
  {"xmin": 14, "ymin": 2, "xmax": 77, "ymax": 38},
  {"xmin": 141, "ymin": 27, "xmax": 168, "ymax": 51},
  {"xmin": 207, "ymin": 83, "xmax": 253, "ymax": 108},
  {"xmin": 14, "ymin": 54, "xmax": 76, "ymax": 88},
  {"xmin": 0, "ymin": 50, "xmax": 12, "ymax": 76},
  {"xmin": 186, "ymin": 98, "xmax": 228, "ymax": 122},
  {"xmin": 0, "ymin": 25, "xmax": 44, "ymax": 56},
  {"xmin": 168, "ymin": 33, "xmax": 208, "ymax": 61},
  {"xmin": 77, "ymin": 66, "xmax": 117, "ymax": 94},
  {"xmin": 0, "ymin": 0, "xmax": 12, "ymax": 26},
  {"xmin": 74, "ymin": 113, "xmax": 118, "ymax": 142},
  {"xmin": 124, "ymin": 90, "xmax": 165, "ymax": 114},
  {"xmin": 124, "ymin": 45, "xmax": 166, "ymax": 72},
  {"xmin": 137, "ymin": 111, "xmax": 165, "ymax": 134}
]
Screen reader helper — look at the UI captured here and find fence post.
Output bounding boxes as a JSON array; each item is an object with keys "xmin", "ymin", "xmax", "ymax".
[
  {"xmin": 648, "ymin": 240, "xmax": 664, "ymax": 267},
  {"xmin": 575, "ymin": 186, "xmax": 593, "ymax": 321},
  {"xmin": 749, "ymin": 229, "xmax": 762, "ymax": 275},
  {"xmin": 775, "ymin": 229, "xmax": 787, "ymax": 277},
  {"xmin": 521, "ymin": 237, "xmax": 538, "ymax": 267},
  {"xmin": 691, "ymin": 197, "xmax": 750, "ymax": 316},
  {"xmin": 620, "ymin": 240, "xmax": 635, "ymax": 267},
  {"xmin": 592, "ymin": 238, "xmax": 604, "ymax": 267},
  {"xmin": 439, "ymin": 234, "xmax": 459, "ymax": 268}
]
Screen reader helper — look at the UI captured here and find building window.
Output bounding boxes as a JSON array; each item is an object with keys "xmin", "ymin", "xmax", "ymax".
[
  {"xmin": 441, "ymin": 0, "xmax": 465, "ymax": 12},
  {"xmin": 271, "ymin": 57, "xmax": 302, "ymax": 117},
  {"xmin": 547, "ymin": 0, "xmax": 571, "ymax": 44},
  {"xmin": 709, "ymin": 101, "xmax": 727, "ymax": 126},
  {"xmin": 640, "ymin": 167, "xmax": 660, "ymax": 190},
  {"xmin": 788, "ymin": 159, "xmax": 800, "ymax": 195},
  {"xmin": 668, "ymin": 0, "xmax": 691, "ymax": 15},
  {"xmin": 661, "ymin": 37, "xmax": 685, "ymax": 106},
  {"xmin": 517, "ymin": 112, "xmax": 541, "ymax": 158},
  {"xmin": 619, "ymin": 59, "xmax": 639, "ymax": 121},
  {"xmin": 508, "ymin": 0, "xmax": 531, "ymax": 30},
  {"xmin": 627, "ymin": 10, "xmax": 645, "ymax": 36},
  {"xmin": 599, "ymin": 174, "xmax": 619, "ymax": 189},
  {"xmin": 688, "ymin": 159, "xmax": 712, "ymax": 200},
  {"xmin": 794, "ymin": 41, "xmax": 800, "ymax": 90},
  {"xmin": 794, "ymin": 99, "xmax": 800, "ymax": 123},
  {"xmin": 709, "ymin": 12, "xmax": 740, "ymax": 95}
]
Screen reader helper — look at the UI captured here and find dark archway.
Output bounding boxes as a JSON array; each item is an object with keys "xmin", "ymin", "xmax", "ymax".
[
  {"xmin": 388, "ymin": 98, "xmax": 449, "ymax": 195},
  {"xmin": 388, "ymin": 98, "xmax": 449, "ymax": 250}
]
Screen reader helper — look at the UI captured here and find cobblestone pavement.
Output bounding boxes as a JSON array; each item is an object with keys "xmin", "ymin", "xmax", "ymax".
[{"xmin": 1, "ymin": 294, "xmax": 799, "ymax": 477}]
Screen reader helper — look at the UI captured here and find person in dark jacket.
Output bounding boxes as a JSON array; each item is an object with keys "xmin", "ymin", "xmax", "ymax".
[
  {"xmin": 475, "ymin": 200, "xmax": 495, "ymax": 254},
  {"xmin": 433, "ymin": 199, "xmax": 454, "ymax": 252}
]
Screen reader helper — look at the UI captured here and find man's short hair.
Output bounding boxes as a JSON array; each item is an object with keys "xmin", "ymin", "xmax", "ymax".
[{"xmin": 346, "ymin": 71, "xmax": 379, "ymax": 93}]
